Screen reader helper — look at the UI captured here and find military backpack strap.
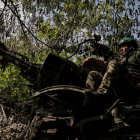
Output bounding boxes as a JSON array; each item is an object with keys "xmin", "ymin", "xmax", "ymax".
[{"xmin": 119, "ymin": 47, "xmax": 135, "ymax": 66}]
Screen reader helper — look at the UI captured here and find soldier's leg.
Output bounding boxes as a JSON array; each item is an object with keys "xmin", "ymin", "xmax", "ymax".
[
  {"xmin": 97, "ymin": 60, "xmax": 121, "ymax": 102},
  {"xmin": 83, "ymin": 59, "xmax": 138, "ymax": 110},
  {"xmin": 98, "ymin": 60, "xmax": 137, "ymax": 103},
  {"xmin": 83, "ymin": 71, "xmax": 105, "ymax": 109},
  {"xmin": 83, "ymin": 60, "xmax": 121, "ymax": 108},
  {"xmin": 86, "ymin": 71, "xmax": 103, "ymax": 92}
]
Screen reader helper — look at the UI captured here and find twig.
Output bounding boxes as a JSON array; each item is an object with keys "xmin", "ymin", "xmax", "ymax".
[
  {"xmin": 0, "ymin": 104, "xmax": 7, "ymax": 124},
  {"xmin": 1, "ymin": 0, "xmax": 57, "ymax": 49},
  {"xmin": 9, "ymin": 0, "xmax": 27, "ymax": 40},
  {"xmin": 66, "ymin": 39, "xmax": 95, "ymax": 59},
  {"xmin": 0, "ymin": 6, "xmax": 6, "ymax": 18},
  {"xmin": 0, "ymin": 0, "xmax": 7, "ymax": 18}
]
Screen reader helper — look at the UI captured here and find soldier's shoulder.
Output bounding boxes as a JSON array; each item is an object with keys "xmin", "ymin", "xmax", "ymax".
[
  {"xmin": 134, "ymin": 50, "xmax": 140, "ymax": 55},
  {"xmin": 134, "ymin": 49, "xmax": 140, "ymax": 52}
]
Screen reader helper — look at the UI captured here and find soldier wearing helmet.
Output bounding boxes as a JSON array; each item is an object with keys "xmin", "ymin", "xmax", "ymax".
[
  {"xmin": 119, "ymin": 37, "xmax": 138, "ymax": 48},
  {"xmin": 82, "ymin": 37, "xmax": 140, "ymax": 112}
]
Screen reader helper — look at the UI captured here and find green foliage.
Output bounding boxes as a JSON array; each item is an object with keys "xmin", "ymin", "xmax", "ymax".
[
  {"xmin": 35, "ymin": 0, "xmax": 134, "ymax": 53},
  {"xmin": 0, "ymin": 0, "xmax": 137, "ymax": 102},
  {"xmin": 0, "ymin": 64, "xmax": 31, "ymax": 101},
  {"xmin": 0, "ymin": 33, "xmax": 49, "ymax": 101},
  {"xmin": 59, "ymin": 51, "xmax": 74, "ymax": 61},
  {"xmin": 75, "ymin": 55, "xmax": 84, "ymax": 65},
  {"xmin": 38, "ymin": 22, "xmax": 58, "ymax": 40}
]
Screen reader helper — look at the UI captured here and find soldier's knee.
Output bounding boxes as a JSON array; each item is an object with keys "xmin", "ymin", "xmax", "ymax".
[
  {"xmin": 88, "ymin": 71, "xmax": 96, "ymax": 75},
  {"xmin": 88, "ymin": 71, "xmax": 100, "ymax": 77},
  {"xmin": 108, "ymin": 60, "xmax": 118, "ymax": 65},
  {"xmin": 107, "ymin": 60, "xmax": 120, "ymax": 68},
  {"xmin": 88, "ymin": 71, "xmax": 103, "ymax": 80},
  {"xmin": 105, "ymin": 60, "xmax": 121, "ymax": 74}
]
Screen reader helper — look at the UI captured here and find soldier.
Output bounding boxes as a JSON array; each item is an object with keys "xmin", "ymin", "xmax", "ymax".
[{"xmin": 82, "ymin": 37, "xmax": 140, "ymax": 111}]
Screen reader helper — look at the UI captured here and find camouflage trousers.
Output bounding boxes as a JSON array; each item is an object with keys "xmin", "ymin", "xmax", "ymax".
[{"xmin": 84, "ymin": 60, "xmax": 138, "ymax": 108}]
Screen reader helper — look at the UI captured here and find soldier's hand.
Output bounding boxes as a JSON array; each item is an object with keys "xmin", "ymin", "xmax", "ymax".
[
  {"xmin": 135, "ymin": 83, "xmax": 140, "ymax": 92},
  {"xmin": 82, "ymin": 57, "xmax": 93, "ymax": 67}
]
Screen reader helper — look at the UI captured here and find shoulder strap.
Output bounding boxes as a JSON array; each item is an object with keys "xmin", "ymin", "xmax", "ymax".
[{"xmin": 122, "ymin": 47, "xmax": 135, "ymax": 66}]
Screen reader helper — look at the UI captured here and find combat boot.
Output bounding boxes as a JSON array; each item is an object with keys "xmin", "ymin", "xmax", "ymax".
[{"xmin": 83, "ymin": 89, "xmax": 107, "ymax": 109}]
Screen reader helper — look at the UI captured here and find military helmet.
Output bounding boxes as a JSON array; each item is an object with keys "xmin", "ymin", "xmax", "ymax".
[{"xmin": 119, "ymin": 37, "xmax": 138, "ymax": 48}]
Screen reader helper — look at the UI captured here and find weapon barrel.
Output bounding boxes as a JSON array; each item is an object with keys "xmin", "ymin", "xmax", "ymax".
[
  {"xmin": 0, "ymin": 42, "xmax": 41, "ymax": 87},
  {"xmin": 0, "ymin": 48, "xmax": 39, "ymax": 72}
]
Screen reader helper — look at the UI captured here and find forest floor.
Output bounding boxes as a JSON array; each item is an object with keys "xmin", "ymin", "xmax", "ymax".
[{"xmin": 0, "ymin": 95, "xmax": 76, "ymax": 140}]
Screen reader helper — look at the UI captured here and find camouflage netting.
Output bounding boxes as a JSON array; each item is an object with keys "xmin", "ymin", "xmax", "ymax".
[{"xmin": 0, "ymin": 95, "xmax": 42, "ymax": 140}]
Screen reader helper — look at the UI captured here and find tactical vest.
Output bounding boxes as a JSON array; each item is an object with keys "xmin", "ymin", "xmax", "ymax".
[{"xmin": 119, "ymin": 47, "xmax": 140, "ymax": 84}]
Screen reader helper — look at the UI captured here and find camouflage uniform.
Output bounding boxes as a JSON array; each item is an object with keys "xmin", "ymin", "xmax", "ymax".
[
  {"xmin": 86, "ymin": 71, "xmax": 103, "ymax": 92},
  {"xmin": 83, "ymin": 50, "xmax": 140, "ymax": 108}
]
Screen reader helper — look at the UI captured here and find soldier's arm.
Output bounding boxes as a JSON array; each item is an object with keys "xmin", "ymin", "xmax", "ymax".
[
  {"xmin": 136, "ymin": 51, "xmax": 140, "ymax": 63},
  {"xmin": 134, "ymin": 51, "xmax": 140, "ymax": 92},
  {"xmin": 82, "ymin": 57, "xmax": 110, "ymax": 69}
]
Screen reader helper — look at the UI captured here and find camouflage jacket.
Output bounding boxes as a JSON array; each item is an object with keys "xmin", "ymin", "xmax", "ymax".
[{"xmin": 119, "ymin": 48, "xmax": 140, "ymax": 84}]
